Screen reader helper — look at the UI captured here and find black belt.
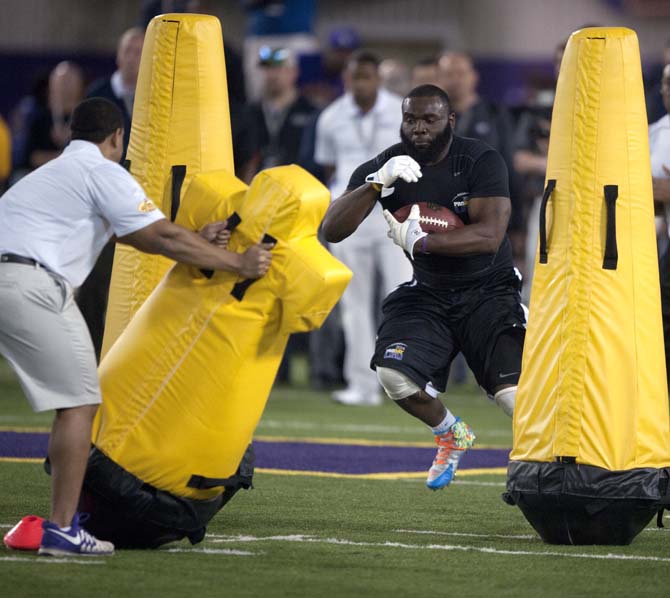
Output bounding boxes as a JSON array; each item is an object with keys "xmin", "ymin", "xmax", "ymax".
[{"xmin": 0, "ymin": 253, "xmax": 43, "ymax": 267}]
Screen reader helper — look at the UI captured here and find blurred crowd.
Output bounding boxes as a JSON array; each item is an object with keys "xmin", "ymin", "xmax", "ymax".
[{"xmin": 1, "ymin": 0, "xmax": 669, "ymax": 400}]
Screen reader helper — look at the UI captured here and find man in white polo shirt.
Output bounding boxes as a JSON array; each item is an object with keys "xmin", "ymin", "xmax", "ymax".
[
  {"xmin": 315, "ymin": 50, "xmax": 412, "ymax": 406},
  {"xmin": 0, "ymin": 98, "xmax": 273, "ymax": 556}
]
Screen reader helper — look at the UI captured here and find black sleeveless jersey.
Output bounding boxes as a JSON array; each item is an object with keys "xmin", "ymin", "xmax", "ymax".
[{"xmin": 347, "ymin": 135, "xmax": 514, "ymax": 289}]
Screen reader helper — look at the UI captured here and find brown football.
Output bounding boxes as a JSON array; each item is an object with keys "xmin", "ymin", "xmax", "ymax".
[{"xmin": 392, "ymin": 202, "xmax": 465, "ymax": 233}]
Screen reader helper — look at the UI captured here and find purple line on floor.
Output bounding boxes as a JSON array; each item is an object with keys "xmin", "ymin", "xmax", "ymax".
[
  {"xmin": 253, "ymin": 441, "xmax": 509, "ymax": 473},
  {"xmin": 0, "ymin": 432, "xmax": 509, "ymax": 473}
]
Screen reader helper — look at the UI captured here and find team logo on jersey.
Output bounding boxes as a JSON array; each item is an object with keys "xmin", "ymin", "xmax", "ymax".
[
  {"xmin": 138, "ymin": 199, "xmax": 158, "ymax": 213},
  {"xmin": 451, "ymin": 191, "xmax": 469, "ymax": 214},
  {"xmin": 384, "ymin": 342, "xmax": 407, "ymax": 361}
]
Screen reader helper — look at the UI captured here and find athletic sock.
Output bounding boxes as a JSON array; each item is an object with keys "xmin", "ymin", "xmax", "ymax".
[{"xmin": 431, "ymin": 410, "xmax": 456, "ymax": 435}]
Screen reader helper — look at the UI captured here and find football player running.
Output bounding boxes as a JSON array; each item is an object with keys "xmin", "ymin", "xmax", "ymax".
[{"xmin": 322, "ymin": 84, "xmax": 525, "ymax": 490}]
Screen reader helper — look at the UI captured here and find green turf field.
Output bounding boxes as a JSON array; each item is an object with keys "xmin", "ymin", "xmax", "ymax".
[{"xmin": 1, "ymin": 357, "xmax": 669, "ymax": 597}]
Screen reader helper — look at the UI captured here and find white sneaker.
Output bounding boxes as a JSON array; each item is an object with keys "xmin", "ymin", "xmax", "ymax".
[
  {"xmin": 38, "ymin": 513, "xmax": 114, "ymax": 556},
  {"xmin": 331, "ymin": 388, "xmax": 383, "ymax": 406}
]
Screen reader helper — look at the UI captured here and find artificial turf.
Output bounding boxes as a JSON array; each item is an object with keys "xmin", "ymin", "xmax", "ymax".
[{"xmin": 1, "ymin": 358, "xmax": 668, "ymax": 597}]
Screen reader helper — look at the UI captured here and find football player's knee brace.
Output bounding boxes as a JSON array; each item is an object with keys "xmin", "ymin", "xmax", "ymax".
[
  {"xmin": 493, "ymin": 386, "xmax": 516, "ymax": 417},
  {"xmin": 376, "ymin": 366, "xmax": 421, "ymax": 401}
]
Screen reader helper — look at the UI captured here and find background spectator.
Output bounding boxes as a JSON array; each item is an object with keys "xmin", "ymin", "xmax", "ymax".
[
  {"xmin": 241, "ymin": 0, "xmax": 318, "ymax": 102},
  {"xmin": 87, "ymin": 27, "xmax": 145, "ymax": 161},
  {"xmin": 249, "ymin": 45, "xmax": 318, "ymax": 382},
  {"xmin": 8, "ymin": 74, "xmax": 49, "ymax": 183},
  {"xmin": 411, "ymin": 56, "xmax": 441, "ymax": 89},
  {"xmin": 512, "ymin": 38, "xmax": 565, "ymax": 303},
  {"xmin": 250, "ymin": 47, "xmax": 317, "ymax": 171},
  {"xmin": 379, "ymin": 58, "xmax": 411, "ymax": 97},
  {"xmin": 23, "ymin": 61, "xmax": 84, "ymax": 171},
  {"xmin": 299, "ymin": 26, "xmax": 362, "ymax": 109},
  {"xmin": 314, "ymin": 50, "xmax": 412, "ymax": 406},
  {"xmin": 438, "ymin": 52, "xmax": 516, "ymax": 178},
  {"xmin": 646, "ymin": 37, "xmax": 670, "ymax": 124},
  {"xmin": 76, "ymin": 29, "xmax": 145, "ymax": 362}
]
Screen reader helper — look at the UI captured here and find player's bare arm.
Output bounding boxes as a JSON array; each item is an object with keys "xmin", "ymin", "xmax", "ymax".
[
  {"xmin": 321, "ymin": 183, "xmax": 381, "ymax": 242},
  {"xmin": 384, "ymin": 196, "xmax": 511, "ymax": 257},
  {"xmin": 419, "ymin": 195, "xmax": 511, "ymax": 256},
  {"xmin": 323, "ymin": 154, "xmax": 423, "ymax": 243},
  {"xmin": 118, "ymin": 218, "xmax": 273, "ymax": 278}
]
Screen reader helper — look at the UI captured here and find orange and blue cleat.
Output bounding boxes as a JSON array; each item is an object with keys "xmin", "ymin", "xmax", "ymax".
[{"xmin": 426, "ymin": 417, "xmax": 475, "ymax": 490}]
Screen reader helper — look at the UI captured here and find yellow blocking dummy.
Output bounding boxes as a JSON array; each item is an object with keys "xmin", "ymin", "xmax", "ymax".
[
  {"xmin": 84, "ymin": 166, "xmax": 350, "ymax": 548},
  {"xmin": 505, "ymin": 27, "xmax": 670, "ymax": 545},
  {"xmin": 102, "ymin": 13, "xmax": 235, "ymax": 357}
]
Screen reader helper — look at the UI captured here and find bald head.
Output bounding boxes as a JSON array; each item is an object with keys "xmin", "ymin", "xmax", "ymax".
[
  {"xmin": 117, "ymin": 27, "xmax": 145, "ymax": 88},
  {"xmin": 49, "ymin": 61, "xmax": 85, "ymax": 115},
  {"xmin": 379, "ymin": 59, "xmax": 411, "ymax": 96},
  {"xmin": 438, "ymin": 52, "xmax": 478, "ymax": 106}
]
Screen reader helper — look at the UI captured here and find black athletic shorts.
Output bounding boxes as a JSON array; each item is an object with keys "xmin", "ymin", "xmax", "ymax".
[{"xmin": 371, "ymin": 267, "xmax": 526, "ymax": 395}]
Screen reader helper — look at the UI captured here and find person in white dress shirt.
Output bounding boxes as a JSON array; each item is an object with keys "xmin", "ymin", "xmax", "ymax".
[{"xmin": 315, "ymin": 50, "xmax": 412, "ymax": 406}]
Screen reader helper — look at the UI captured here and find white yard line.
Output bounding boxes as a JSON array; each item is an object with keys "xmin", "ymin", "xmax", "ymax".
[
  {"xmin": 206, "ymin": 533, "xmax": 670, "ymax": 563},
  {"xmin": 164, "ymin": 548, "xmax": 256, "ymax": 556},
  {"xmin": 0, "ymin": 556, "xmax": 103, "ymax": 565},
  {"xmin": 393, "ymin": 529, "xmax": 538, "ymax": 540}
]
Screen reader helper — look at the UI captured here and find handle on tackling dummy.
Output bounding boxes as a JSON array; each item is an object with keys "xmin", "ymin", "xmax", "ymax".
[{"xmin": 200, "ymin": 212, "xmax": 242, "ymax": 279}]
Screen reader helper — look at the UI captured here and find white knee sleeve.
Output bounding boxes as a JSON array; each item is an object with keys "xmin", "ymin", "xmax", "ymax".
[
  {"xmin": 493, "ymin": 386, "xmax": 516, "ymax": 417},
  {"xmin": 376, "ymin": 366, "xmax": 421, "ymax": 401}
]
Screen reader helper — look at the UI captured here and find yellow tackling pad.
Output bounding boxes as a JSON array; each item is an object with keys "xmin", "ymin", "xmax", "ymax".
[
  {"xmin": 512, "ymin": 28, "xmax": 670, "ymax": 469},
  {"xmin": 102, "ymin": 13, "xmax": 235, "ymax": 357},
  {"xmin": 506, "ymin": 27, "xmax": 670, "ymax": 545},
  {"xmin": 94, "ymin": 166, "xmax": 352, "ymax": 500}
]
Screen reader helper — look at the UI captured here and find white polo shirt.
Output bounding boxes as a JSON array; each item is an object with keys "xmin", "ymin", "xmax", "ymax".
[
  {"xmin": 315, "ymin": 88, "xmax": 403, "ymax": 240},
  {"xmin": 649, "ymin": 114, "xmax": 670, "ymax": 235},
  {"xmin": 315, "ymin": 88, "xmax": 403, "ymax": 199},
  {"xmin": 0, "ymin": 140, "xmax": 165, "ymax": 287}
]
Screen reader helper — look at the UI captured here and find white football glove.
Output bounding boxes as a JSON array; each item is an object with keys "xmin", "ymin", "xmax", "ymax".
[
  {"xmin": 383, "ymin": 204, "xmax": 428, "ymax": 258},
  {"xmin": 365, "ymin": 155, "xmax": 422, "ymax": 188}
]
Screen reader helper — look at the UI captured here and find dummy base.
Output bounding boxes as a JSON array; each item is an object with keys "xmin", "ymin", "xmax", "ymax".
[
  {"xmin": 504, "ymin": 461, "xmax": 670, "ymax": 545},
  {"xmin": 79, "ymin": 446, "xmax": 254, "ymax": 548}
]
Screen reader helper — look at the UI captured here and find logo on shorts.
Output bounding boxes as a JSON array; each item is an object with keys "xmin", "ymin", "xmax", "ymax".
[
  {"xmin": 138, "ymin": 199, "xmax": 158, "ymax": 213},
  {"xmin": 384, "ymin": 342, "xmax": 407, "ymax": 361}
]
